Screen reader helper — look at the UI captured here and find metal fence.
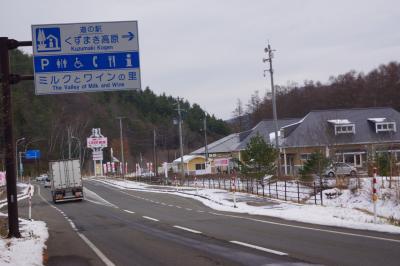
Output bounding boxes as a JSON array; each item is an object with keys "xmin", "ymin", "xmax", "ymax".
[{"xmin": 179, "ymin": 177, "xmax": 324, "ymax": 205}]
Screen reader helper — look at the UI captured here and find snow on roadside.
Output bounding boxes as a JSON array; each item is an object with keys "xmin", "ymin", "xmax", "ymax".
[
  {"xmin": 0, "ymin": 183, "xmax": 48, "ymax": 266},
  {"xmin": 93, "ymin": 177, "xmax": 400, "ymax": 234},
  {"xmin": 0, "ymin": 218, "xmax": 48, "ymax": 266},
  {"xmin": 322, "ymin": 177, "xmax": 400, "ymax": 220}
]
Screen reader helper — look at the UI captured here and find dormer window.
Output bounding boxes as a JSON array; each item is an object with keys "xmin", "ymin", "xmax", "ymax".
[
  {"xmin": 376, "ymin": 122, "xmax": 396, "ymax": 133},
  {"xmin": 368, "ymin": 118, "xmax": 396, "ymax": 133},
  {"xmin": 334, "ymin": 124, "xmax": 355, "ymax": 135},
  {"xmin": 328, "ymin": 119, "xmax": 355, "ymax": 135}
]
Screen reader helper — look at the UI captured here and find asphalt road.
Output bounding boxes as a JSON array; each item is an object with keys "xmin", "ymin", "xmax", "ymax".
[{"xmin": 16, "ymin": 179, "xmax": 400, "ymax": 266}]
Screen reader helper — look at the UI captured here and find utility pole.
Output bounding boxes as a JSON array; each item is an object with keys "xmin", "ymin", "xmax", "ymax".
[
  {"xmin": 177, "ymin": 98, "xmax": 185, "ymax": 182},
  {"xmin": 0, "ymin": 37, "xmax": 33, "ymax": 238},
  {"xmin": 68, "ymin": 126, "xmax": 72, "ymax": 159},
  {"xmin": 72, "ymin": 136, "xmax": 81, "ymax": 167},
  {"xmin": 203, "ymin": 114, "xmax": 208, "ymax": 165},
  {"xmin": 153, "ymin": 128, "xmax": 157, "ymax": 176},
  {"xmin": 263, "ymin": 42, "xmax": 281, "ymax": 178},
  {"xmin": 116, "ymin": 117, "xmax": 126, "ymax": 178}
]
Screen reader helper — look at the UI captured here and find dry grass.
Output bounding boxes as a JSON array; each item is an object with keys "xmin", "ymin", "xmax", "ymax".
[
  {"xmin": 42, "ymin": 248, "xmax": 49, "ymax": 265},
  {"xmin": 0, "ymin": 217, "xmax": 8, "ymax": 237}
]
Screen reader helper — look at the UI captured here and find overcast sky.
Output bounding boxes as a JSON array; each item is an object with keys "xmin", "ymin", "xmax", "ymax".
[{"xmin": 2, "ymin": 0, "xmax": 400, "ymax": 119}]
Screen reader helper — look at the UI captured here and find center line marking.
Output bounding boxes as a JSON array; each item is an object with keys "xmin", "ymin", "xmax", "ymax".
[
  {"xmin": 124, "ymin": 210, "xmax": 135, "ymax": 214},
  {"xmin": 176, "ymin": 206, "xmax": 182, "ymax": 208},
  {"xmin": 173, "ymin": 225, "xmax": 202, "ymax": 234},
  {"xmin": 230, "ymin": 241, "xmax": 288, "ymax": 256},
  {"xmin": 185, "ymin": 208, "xmax": 192, "ymax": 211},
  {"xmin": 143, "ymin": 216, "xmax": 159, "ymax": 222}
]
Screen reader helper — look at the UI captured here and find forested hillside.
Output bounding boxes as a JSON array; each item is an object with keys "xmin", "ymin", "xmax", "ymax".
[
  {"xmin": 0, "ymin": 50, "xmax": 230, "ymax": 174},
  {"xmin": 232, "ymin": 62, "xmax": 400, "ymax": 130}
]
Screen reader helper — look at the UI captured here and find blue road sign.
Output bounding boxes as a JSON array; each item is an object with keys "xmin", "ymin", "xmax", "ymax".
[
  {"xmin": 25, "ymin": 150, "xmax": 41, "ymax": 160},
  {"xmin": 31, "ymin": 21, "xmax": 141, "ymax": 95}
]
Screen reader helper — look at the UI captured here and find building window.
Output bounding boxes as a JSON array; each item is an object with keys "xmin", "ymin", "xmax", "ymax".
[
  {"xmin": 376, "ymin": 122, "xmax": 396, "ymax": 133},
  {"xmin": 195, "ymin": 163, "xmax": 205, "ymax": 170},
  {"xmin": 300, "ymin": 153, "xmax": 311, "ymax": 161},
  {"xmin": 334, "ymin": 124, "xmax": 355, "ymax": 135}
]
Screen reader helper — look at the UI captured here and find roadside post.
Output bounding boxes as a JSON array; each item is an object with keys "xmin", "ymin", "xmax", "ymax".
[
  {"xmin": 372, "ymin": 167, "xmax": 378, "ymax": 223},
  {"xmin": 195, "ymin": 176, "xmax": 198, "ymax": 195},
  {"xmin": 175, "ymin": 175, "xmax": 178, "ymax": 191},
  {"xmin": 231, "ymin": 176, "xmax": 237, "ymax": 208},
  {"xmin": 28, "ymin": 185, "xmax": 32, "ymax": 220}
]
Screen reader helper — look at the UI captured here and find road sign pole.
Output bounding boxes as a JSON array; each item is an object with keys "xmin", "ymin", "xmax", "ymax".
[{"xmin": 0, "ymin": 37, "xmax": 20, "ymax": 238}]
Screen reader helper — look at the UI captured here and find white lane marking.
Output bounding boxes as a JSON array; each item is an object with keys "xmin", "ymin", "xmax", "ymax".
[
  {"xmin": 208, "ymin": 212, "xmax": 400, "ymax": 244},
  {"xmin": 123, "ymin": 210, "xmax": 135, "ymax": 214},
  {"xmin": 36, "ymin": 186, "xmax": 115, "ymax": 266},
  {"xmin": 185, "ymin": 208, "xmax": 192, "ymax": 211},
  {"xmin": 142, "ymin": 216, "xmax": 159, "ymax": 222},
  {"xmin": 168, "ymin": 204, "xmax": 174, "ymax": 207},
  {"xmin": 84, "ymin": 187, "xmax": 118, "ymax": 208},
  {"xmin": 154, "ymin": 201, "xmax": 160, "ymax": 204},
  {"xmin": 78, "ymin": 232, "xmax": 116, "ymax": 266},
  {"xmin": 173, "ymin": 225, "xmax": 202, "ymax": 234},
  {"xmin": 161, "ymin": 203, "xmax": 167, "ymax": 206},
  {"xmin": 230, "ymin": 241, "xmax": 288, "ymax": 256},
  {"xmin": 176, "ymin": 206, "xmax": 182, "ymax": 209},
  {"xmin": 197, "ymin": 210, "xmax": 204, "ymax": 213}
]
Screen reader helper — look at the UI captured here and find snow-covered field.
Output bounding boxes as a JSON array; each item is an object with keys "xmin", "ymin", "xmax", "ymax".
[
  {"xmin": 94, "ymin": 177, "xmax": 400, "ymax": 234},
  {"xmin": 0, "ymin": 184, "xmax": 48, "ymax": 266},
  {"xmin": 323, "ymin": 177, "xmax": 400, "ymax": 220}
]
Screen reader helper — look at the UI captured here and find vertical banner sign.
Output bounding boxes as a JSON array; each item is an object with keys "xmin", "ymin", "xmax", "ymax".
[
  {"xmin": 31, "ymin": 21, "xmax": 141, "ymax": 95},
  {"xmin": 87, "ymin": 128, "xmax": 107, "ymax": 176}
]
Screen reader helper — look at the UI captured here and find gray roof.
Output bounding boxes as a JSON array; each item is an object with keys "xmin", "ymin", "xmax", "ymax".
[
  {"xmin": 191, "ymin": 118, "xmax": 300, "ymax": 154},
  {"xmin": 282, "ymin": 107, "xmax": 400, "ymax": 147},
  {"xmin": 236, "ymin": 118, "xmax": 300, "ymax": 150}
]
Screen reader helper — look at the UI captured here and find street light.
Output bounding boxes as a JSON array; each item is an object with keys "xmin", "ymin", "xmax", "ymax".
[
  {"xmin": 15, "ymin": 137, "xmax": 25, "ymax": 183},
  {"xmin": 116, "ymin": 117, "xmax": 126, "ymax": 179},
  {"xmin": 202, "ymin": 112, "xmax": 209, "ymax": 171}
]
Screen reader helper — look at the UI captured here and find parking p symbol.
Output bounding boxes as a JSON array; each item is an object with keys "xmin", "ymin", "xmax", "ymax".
[{"xmin": 40, "ymin": 58, "xmax": 50, "ymax": 70}]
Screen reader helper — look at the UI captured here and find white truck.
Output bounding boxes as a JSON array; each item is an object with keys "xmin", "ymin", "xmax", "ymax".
[{"xmin": 50, "ymin": 159, "xmax": 83, "ymax": 203}]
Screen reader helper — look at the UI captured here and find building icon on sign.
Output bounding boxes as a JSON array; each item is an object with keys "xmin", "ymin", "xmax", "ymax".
[{"xmin": 36, "ymin": 27, "xmax": 61, "ymax": 52}]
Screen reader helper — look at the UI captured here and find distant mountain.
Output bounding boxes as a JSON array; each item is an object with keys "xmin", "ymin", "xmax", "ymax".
[{"xmin": 238, "ymin": 62, "xmax": 400, "ymax": 128}]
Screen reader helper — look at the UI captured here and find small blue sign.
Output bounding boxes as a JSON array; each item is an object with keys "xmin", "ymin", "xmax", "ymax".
[
  {"xmin": 35, "ymin": 27, "xmax": 61, "ymax": 53},
  {"xmin": 33, "ymin": 51, "xmax": 139, "ymax": 73},
  {"xmin": 25, "ymin": 150, "xmax": 41, "ymax": 160}
]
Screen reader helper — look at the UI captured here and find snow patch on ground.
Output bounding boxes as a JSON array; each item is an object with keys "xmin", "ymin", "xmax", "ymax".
[
  {"xmin": 0, "ymin": 219, "xmax": 48, "ymax": 266},
  {"xmin": 323, "ymin": 177, "xmax": 400, "ymax": 220},
  {"xmin": 0, "ymin": 183, "xmax": 48, "ymax": 266}
]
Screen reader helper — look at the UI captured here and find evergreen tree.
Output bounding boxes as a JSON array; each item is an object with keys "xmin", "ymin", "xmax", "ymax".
[
  {"xmin": 299, "ymin": 152, "xmax": 330, "ymax": 181},
  {"xmin": 240, "ymin": 134, "xmax": 278, "ymax": 179}
]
